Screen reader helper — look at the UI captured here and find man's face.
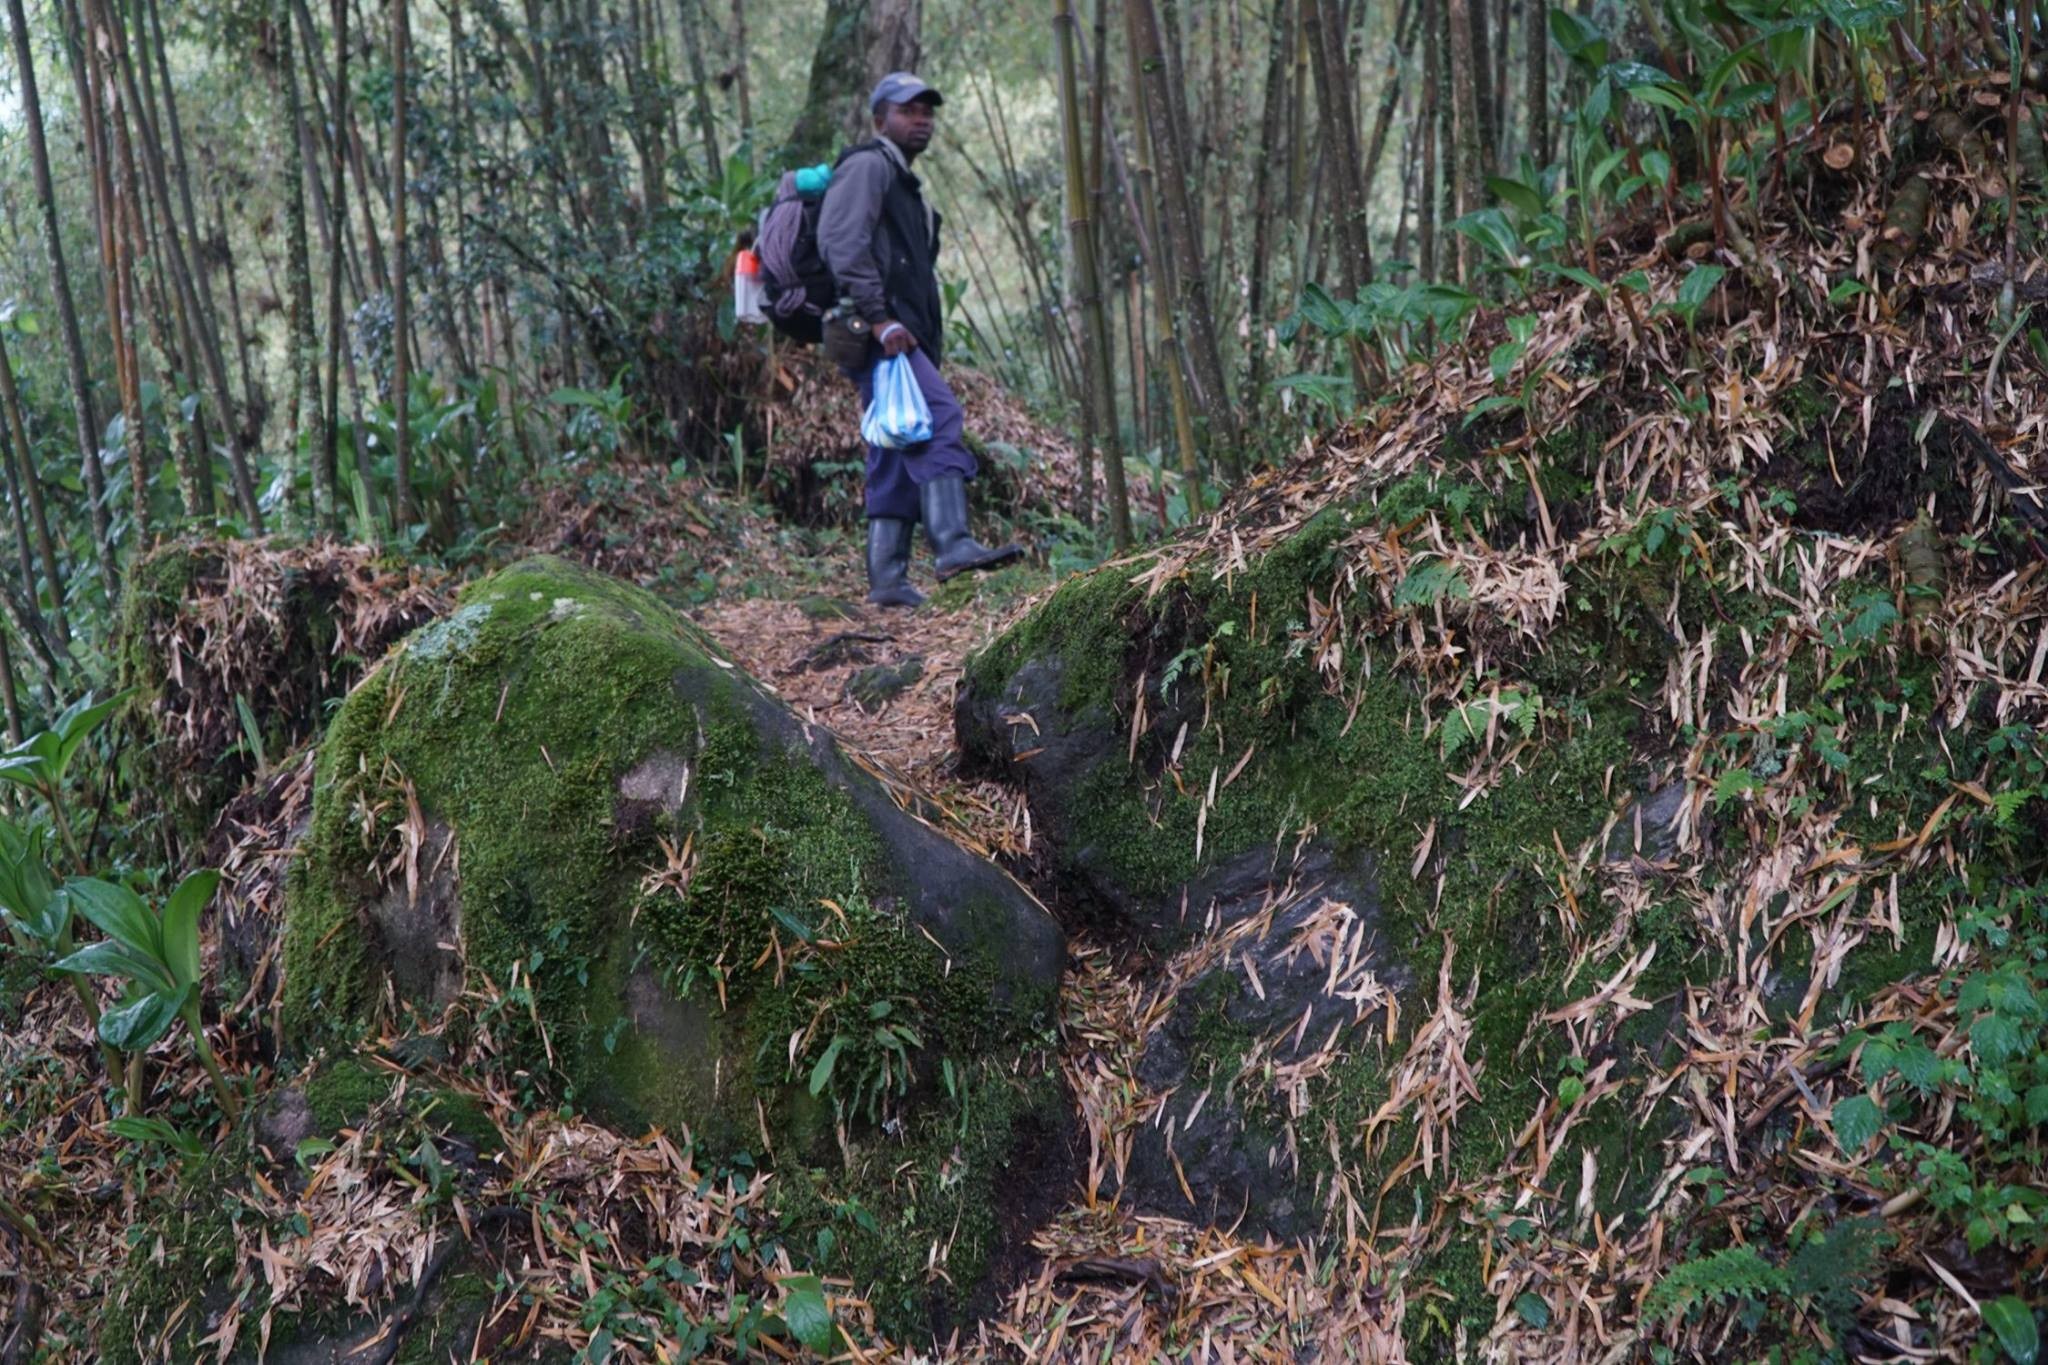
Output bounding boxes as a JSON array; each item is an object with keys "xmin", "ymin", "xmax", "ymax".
[{"xmin": 877, "ymin": 96, "xmax": 937, "ymax": 156}]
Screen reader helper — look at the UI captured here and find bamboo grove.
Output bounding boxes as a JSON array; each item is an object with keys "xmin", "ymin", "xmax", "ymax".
[{"xmin": 0, "ymin": 0, "xmax": 2041, "ymax": 713}]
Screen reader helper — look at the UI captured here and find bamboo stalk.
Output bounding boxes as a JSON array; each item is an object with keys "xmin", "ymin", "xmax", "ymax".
[{"xmin": 1055, "ymin": 0, "xmax": 1129, "ymax": 545}]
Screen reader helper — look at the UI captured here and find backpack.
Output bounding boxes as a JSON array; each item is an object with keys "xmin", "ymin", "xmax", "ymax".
[{"xmin": 755, "ymin": 166, "xmax": 836, "ymax": 345}]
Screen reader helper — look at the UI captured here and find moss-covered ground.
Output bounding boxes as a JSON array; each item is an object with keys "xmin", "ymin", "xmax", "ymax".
[{"xmin": 958, "ymin": 405, "xmax": 2029, "ymax": 1345}]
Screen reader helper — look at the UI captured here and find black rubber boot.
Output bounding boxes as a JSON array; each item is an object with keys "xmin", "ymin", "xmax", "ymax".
[
  {"xmin": 920, "ymin": 476, "xmax": 1023, "ymax": 581},
  {"xmin": 864, "ymin": 517, "xmax": 926, "ymax": 608}
]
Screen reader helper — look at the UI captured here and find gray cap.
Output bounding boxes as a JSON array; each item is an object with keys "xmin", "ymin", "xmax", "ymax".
[{"xmin": 870, "ymin": 71, "xmax": 943, "ymax": 112}]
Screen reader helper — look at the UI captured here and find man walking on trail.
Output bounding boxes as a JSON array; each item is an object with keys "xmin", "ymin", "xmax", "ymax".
[{"xmin": 819, "ymin": 71, "xmax": 1022, "ymax": 610}]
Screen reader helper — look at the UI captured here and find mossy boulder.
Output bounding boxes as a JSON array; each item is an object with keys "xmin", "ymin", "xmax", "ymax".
[
  {"xmin": 956, "ymin": 509, "xmax": 1690, "ymax": 1251},
  {"xmin": 282, "ymin": 555, "xmax": 1062, "ymax": 1157}
]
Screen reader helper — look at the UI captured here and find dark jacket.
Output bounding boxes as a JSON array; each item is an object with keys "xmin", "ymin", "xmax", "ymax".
[{"xmin": 817, "ymin": 138, "xmax": 946, "ymax": 361}]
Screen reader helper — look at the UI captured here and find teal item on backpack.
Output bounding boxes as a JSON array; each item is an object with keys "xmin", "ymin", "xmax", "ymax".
[{"xmin": 794, "ymin": 164, "xmax": 833, "ymax": 197}]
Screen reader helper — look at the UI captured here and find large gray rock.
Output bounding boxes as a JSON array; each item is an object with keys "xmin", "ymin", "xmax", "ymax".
[{"xmin": 284, "ymin": 555, "xmax": 1063, "ymax": 1154}]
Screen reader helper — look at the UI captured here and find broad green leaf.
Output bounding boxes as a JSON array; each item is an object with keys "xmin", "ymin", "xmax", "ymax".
[
  {"xmin": 1675, "ymin": 264, "xmax": 1729, "ymax": 317},
  {"xmin": 1831, "ymin": 1094, "xmax": 1883, "ymax": 1152},
  {"xmin": 1547, "ymin": 8, "xmax": 1605, "ymax": 61},
  {"xmin": 781, "ymin": 1274, "xmax": 835, "ymax": 1354},
  {"xmin": 52, "ymin": 692, "xmax": 124, "ymax": 782},
  {"xmin": 1627, "ymin": 82, "xmax": 1694, "ymax": 115},
  {"xmin": 1983, "ymin": 1297, "xmax": 2039, "ymax": 1365},
  {"xmin": 1712, "ymin": 81, "xmax": 1777, "ymax": 119},
  {"xmin": 64, "ymin": 879, "xmax": 161, "ymax": 959},
  {"xmin": 0, "ymin": 752, "xmax": 51, "ymax": 786},
  {"xmin": 99, "ymin": 987, "xmax": 185, "ymax": 1051},
  {"xmin": 161, "ymin": 870, "xmax": 221, "ymax": 991},
  {"xmin": 1604, "ymin": 61, "xmax": 1670, "ymax": 88},
  {"xmin": 1491, "ymin": 339, "xmax": 1529, "ymax": 386},
  {"xmin": 295, "ymin": 1136, "xmax": 338, "ymax": 1169},
  {"xmin": 1273, "ymin": 371, "xmax": 1355, "ymax": 413},
  {"xmin": 1297, "ymin": 282, "xmax": 1353, "ymax": 337},
  {"xmin": 1551, "ymin": 265, "xmax": 1609, "ymax": 295},
  {"xmin": 1701, "ymin": 42, "xmax": 1765, "ymax": 103},
  {"xmin": 1460, "ymin": 394, "xmax": 1525, "ymax": 428},
  {"xmin": 1587, "ymin": 148, "xmax": 1630, "ymax": 198},
  {"xmin": 809, "ymin": 1035, "xmax": 848, "ymax": 1097},
  {"xmin": 1486, "ymin": 175, "xmax": 1546, "ymax": 219},
  {"xmin": 0, "ymin": 837, "xmax": 62, "ymax": 947},
  {"xmin": 1451, "ymin": 209, "xmax": 1526, "ymax": 265},
  {"xmin": 1893, "ymin": 1041, "xmax": 1945, "ymax": 1092},
  {"xmin": 108, "ymin": 1114, "xmax": 204, "ymax": 1159},
  {"xmin": 1515, "ymin": 1292, "xmax": 1552, "ymax": 1328},
  {"xmin": 50, "ymin": 938, "xmax": 172, "ymax": 990}
]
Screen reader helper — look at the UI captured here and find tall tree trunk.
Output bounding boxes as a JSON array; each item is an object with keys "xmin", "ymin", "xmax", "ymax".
[
  {"xmin": 1468, "ymin": 0, "xmax": 1494, "ymax": 160},
  {"xmin": 323, "ymin": 0, "xmax": 352, "ymax": 526},
  {"xmin": 1527, "ymin": 0, "xmax": 1549, "ymax": 164},
  {"xmin": 1362, "ymin": 0, "xmax": 1420, "ymax": 205},
  {"xmin": 0, "ymin": 626, "xmax": 20, "ymax": 743},
  {"xmin": 75, "ymin": 0, "xmax": 152, "ymax": 544},
  {"xmin": 1129, "ymin": 0, "xmax": 1239, "ymax": 479},
  {"xmin": 1301, "ymin": 0, "xmax": 1371, "ymax": 295},
  {"xmin": 1055, "ymin": 0, "xmax": 1129, "ymax": 546},
  {"xmin": 1420, "ymin": 0, "xmax": 1440, "ymax": 279},
  {"xmin": 1447, "ymin": 0, "xmax": 1484, "ymax": 278},
  {"xmin": 1120, "ymin": 0, "xmax": 1203, "ymax": 512},
  {"xmin": 6, "ymin": 0, "xmax": 117, "ymax": 595},
  {"xmin": 278, "ymin": 0, "xmax": 321, "ymax": 530},
  {"xmin": 678, "ymin": 0, "xmax": 721, "ymax": 174},
  {"xmin": 96, "ymin": 0, "xmax": 262, "ymax": 528},
  {"xmin": 730, "ymin": 0, "xmax": 752, "ymax": 160},
  {"xmin": 1244, "ymin": 0, "xmax": 1292, "ymax": 420},
  {"xmin": 785, "ymin": 0, "xmax": 922, "ymax": 162},
  {"xmin": 392, "ymin": 0, "xmax": 415, "ymax": 524},
  {"xmin": 0, "ymin": 334, "xmax": 67, "ymax": 644}
]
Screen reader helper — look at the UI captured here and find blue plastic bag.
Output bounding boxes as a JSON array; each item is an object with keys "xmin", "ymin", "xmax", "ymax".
[{"xmin": 861, "ymin": 354, "xmax": 933, "ymax": 449}]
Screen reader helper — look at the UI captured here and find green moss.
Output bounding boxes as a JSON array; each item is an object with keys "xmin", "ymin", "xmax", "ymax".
[
  {"xmin": 963, "ymin": 484, "xmax": 1692, "ymax": 1329},
  {"xmin": 771, "ymin": 1061, "xmax": 1066, "ymax": 1342},
  {"xmin": 927, "ymin": 560, "xmax": 1045, "ymax": 615},
  {"xmin": 283, "ymin": 558, "xmax": 735, "ymax": 1051},
  {"xmin": 98, "ymin": 1146, "xmax": 248, "ymax": 1365},
  {"xmin": 961, "ymin": 555, "xmax": 1148, "ymax": 711},
  {"xmin": 413, "ymin": 1087, "xmax": 503, "ymax": 1153},
  {"xmin": 303, "ymin": 1056, "xmax": 398, "ymax": 1131},
  {"xmin": 0, "ymin": 950, "xmax": 37, "ymax": 1029}
]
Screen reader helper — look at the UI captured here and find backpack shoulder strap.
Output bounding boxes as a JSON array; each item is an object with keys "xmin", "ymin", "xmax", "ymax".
[{"xmin": 831, "ymin": 140, "xmax": 887, "ymax": 172}]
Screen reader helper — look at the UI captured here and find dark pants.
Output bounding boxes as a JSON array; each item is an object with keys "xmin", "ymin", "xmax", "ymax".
[{"xmin": 852, "ymin": 347, "xmax": 977, "ymax": 522}]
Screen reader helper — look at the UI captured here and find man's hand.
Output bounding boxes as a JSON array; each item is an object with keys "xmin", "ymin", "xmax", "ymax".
[{"xmin": 877, "ymin": 319, "xmax": 917, "ymax": 357}]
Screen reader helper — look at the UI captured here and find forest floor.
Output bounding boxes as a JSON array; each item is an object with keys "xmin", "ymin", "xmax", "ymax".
[
  {"xmin": 651, "ymin": 485, "xmax": 1366, "ymax": 1359},
  {"xmin": 0, "ymin": 454, "xmax": 1331, "ymax": 1362},
  {"xmin": 506, "ymin": 464, "xmax": 1358, "ymax": 1357}
]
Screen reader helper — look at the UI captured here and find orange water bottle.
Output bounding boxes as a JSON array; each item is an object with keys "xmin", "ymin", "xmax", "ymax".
[{"xmin": 734, "ymin": 248, "xmax": 766, "ymax": 324}]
